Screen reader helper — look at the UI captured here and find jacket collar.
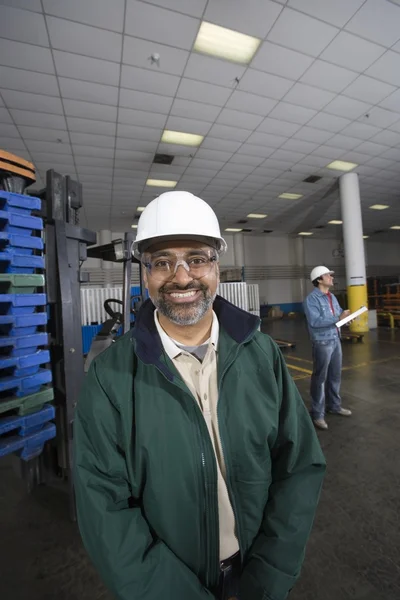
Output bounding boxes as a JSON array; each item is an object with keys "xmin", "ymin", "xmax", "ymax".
[{"xmin": 132, "ymin": 295, "xmax": 260, "ymax": 375}]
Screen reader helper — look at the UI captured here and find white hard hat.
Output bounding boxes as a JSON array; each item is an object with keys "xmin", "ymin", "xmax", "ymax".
[
  {"xmin": 310, "ymin": 266, "xmax": 334, "ymax": 282},
  {"xmin": 132, "ymin": 191, "xmax": 227, "ymax": 258}
]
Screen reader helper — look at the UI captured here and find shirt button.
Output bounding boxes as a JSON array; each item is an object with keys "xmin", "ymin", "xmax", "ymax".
[
  {"xmin": 204, "ymin": 394, "xmax": 208, "ymax": 401},
  {"xmin": 195, "ymin": 370, "xmax": 200, "ymax": 375}
]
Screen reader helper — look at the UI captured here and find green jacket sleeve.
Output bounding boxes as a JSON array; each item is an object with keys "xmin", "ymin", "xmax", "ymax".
[
  {"xmin": 240, "ymin": 338, "xmax": 326, "ymax": 600},
  {"xmin": 74, "ymin": 361, "xmax": 214, "ymax": 600}
]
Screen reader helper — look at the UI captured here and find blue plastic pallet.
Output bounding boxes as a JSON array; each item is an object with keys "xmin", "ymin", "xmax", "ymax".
[
  {"xmin": 0, "ymin": 313, "xmax": 48, "ymax": 337},
  {"xmin": 0, "ymin": 191, "xmax": 41, "ymax": 214},
  {"xmin": 0, "ymin": 232, "xmax": 43, "ymax": 251},
  {"xmin": 0, "ymin": 422, "xmax": 56, "ymax": 460},
  {"xmin": 0, "ymin": 368, "xmax": 52, "ymax": 397},
  {"xmin": 0, "ymin": 349, "xmax": 50, "ymax": 378},
  {"xmin": 0, "ymin": 252, "xmax": 44, "ymax": 274},
  {"xmin": 0, "ymin": 404, "xmax": 54, "ymax": 437},
  {"xmin": 0, "ymin": 294, "xmax": 47, "ymax": 317},
  {"xmin": 0, "ymin": 332, "xmax": 48, "ymax": 357},
  {"xmin": 0, "ymin": 210, "xmax": 43, "ymax": 236}
]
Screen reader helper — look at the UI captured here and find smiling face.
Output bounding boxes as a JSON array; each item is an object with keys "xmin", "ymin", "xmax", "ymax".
[{"xmin": 142, "ymin": 240, "xmax": 219, "ymax": 326}]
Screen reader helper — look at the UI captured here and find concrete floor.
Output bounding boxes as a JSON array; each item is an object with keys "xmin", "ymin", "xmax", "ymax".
[{"xmin": 1, "ymin": 320, "xmax": 400, "ymax": 600}]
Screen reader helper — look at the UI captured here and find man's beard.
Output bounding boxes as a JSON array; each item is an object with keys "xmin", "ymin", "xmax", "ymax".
[{"xmin": 151, "ymin": 282, "xmax": 216, "ymax": 325}]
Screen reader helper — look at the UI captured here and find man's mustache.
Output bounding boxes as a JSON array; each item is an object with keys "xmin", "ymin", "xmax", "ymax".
[{"xmin": 159, "ymin": 282, "xmax": 207, "ymax": 294}]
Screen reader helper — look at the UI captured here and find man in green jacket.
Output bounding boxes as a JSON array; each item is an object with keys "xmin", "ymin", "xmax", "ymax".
[{"xmin": 74, "ymin": 191, "xmax": 326, "ymax": 600}]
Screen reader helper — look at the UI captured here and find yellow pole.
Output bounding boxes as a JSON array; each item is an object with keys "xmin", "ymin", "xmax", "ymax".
[{"xmin": 347, "ymin": 284, "xmax": 368, "ymax": 332}]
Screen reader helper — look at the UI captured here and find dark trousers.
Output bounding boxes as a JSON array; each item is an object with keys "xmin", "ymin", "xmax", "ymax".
[{"xmin": 217, "ymin": 553, "xmax": 241, "ymax": 600}]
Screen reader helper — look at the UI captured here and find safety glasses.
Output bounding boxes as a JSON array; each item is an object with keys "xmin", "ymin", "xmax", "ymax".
[{"xmin": 142, "ymin": 248, "xmax": 218, "ymax": 282}]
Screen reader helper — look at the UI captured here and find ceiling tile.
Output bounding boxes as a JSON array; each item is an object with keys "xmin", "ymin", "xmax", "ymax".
[
  {"xmin": 293, "ymin": 126, "xmax": 333, "ymax": 144},
  {"xmin": 327, "ymin": 134, "xmax": 364, "ymax": 150},
  {"xmin": 59, "ymin": 78, "xmax": 118, "ymax": 106},
  {"xmin": 156, "ymin": 142, "xmax": 194, "ymax": 156},
  {"xmin": 236, "ymin": 144, "xmax": 276, "ymax": 158},
  {"xmin": 320, "ymin": 31, "xmax": 385, "ymax": 72},
  {"xmin": 2, "ymin": 90, "xmax": 64, "ymax": 114},
  {"xmin": 166, "ymin": 115, "xmax": 211, "ymax": 135},
  {"xmin": 0, "ymin": 108, "xmax": 12, "ymax": 124},
  {"xmin": 207, "ymin": 124, "xmax": 251, "ymax": 142},
  {"xmin": 177, "ymin": 79, "xmax": 231, "ymax": 107},
  {"xmin": 225, "ymin": 91, "xmax": 277, "ymax": 117},
  {"xmin": 287, "ymin": 0, "xmax": 365, "ymax": 27},
  {"xmin": 246, "ymin": 131, "xmax": 287, "ymax": 147},
  {"xmin": 63, "ymin": 99, "xmax": 118, "ymax": 121},
  {"xmin": 196, "ymin": 148, "xmax": 234, "ymax": 162},
  {"xmin": 300, "ymin": 155, "xmax": 331, "ymax": 167},
  {"xmin": 258, "ymin": 118, "xmax": 301, "ymax": 136},
  {"xmin": 324, "ymin": 95, "xmax": 372, "ymax": 120},
  {"xmin": 31, "ymin": 152, "xmax": 73, "ymax": 164},
  {"xmin": 43, "ymin": 0, "xmax": 125, "ymax": 32},
  {"xmin": 123, "ymin": 36, "xmax": 189, "ymax": 77},
  {"xmin": 116, "ymin": 125, "xmax": 161, "ymax": 144},
  {"xmin": 343, "ymin": 121, "xmax": 382, "ymax": 140},
  {"xmin": 366, "ymin": 157, "xmax": 398, "ymax": 169},
  {"xmin": 0, "ymin": 66, "xmax": 59, "ymax": 97},
  {"xmin": 283, "ymin": 83, "xmax": 335, "ymax": 110},
  {"xmin": 119, "ymin": 107, "xmax": 167, "ymax": 129},
  {"xmin": 228, "ymin": 154, "xmax": 264, "ymax": 167},
  {"xmin": 345, "ymin": 0, "xmax": 400, "ymax": 47},
  {"xmin": 270, "ymin": 149, "xmax": 306, "ymax": 162},
  {"xmin": 71, "ymin": 132, "xmax": 115, "ymax": 149},
  {"xmin": 67, "ymin": 117, "xmax": 117, "ymax": 136},
  {"xmin": 17, "ymin": 126, "xmax": 66, "ymax": 143},
  {"xmin": 46, "ymin": 16, "xmax": 122, "ymax": 62},
  {"xmin": 281, "ymin": 139, "xmax": 319, "ymax": 153},
  {"xmin": 0, "ymin": 123, "xmax": 21, "ymax": 138},
  {"xmin": 53, "ymin": 51, "xmax": 120, "ymax": 86},
  {"xmin": 251, "ymin": 41, "xmax": 313, "ymax": 80},
  {"xmin": 379, "ymin": 88, "xmax": 400, "ymax": 113},
  {"xmin": 340, "ymin": 150, "xmax": 375, "ymax": 164},
  {"xmin": 204, "ymin": 0, "xmax": 282, "ymax": 37},
  {"xmin": 301, "ymin": 60, "xmax": 358, "ymax": 93},
  {"xmin": 306, "ymin": 112, "xmax": 350, "ymax": 133},
  {"xmin": 139, "ymin": 0, "xmax": 206, "ymax": 18},
  {"xmin": 0, "ymin": 39, "xmax": 54, "ymax": 73},
  {"xmin": 343, "ymin": 75, "xmax": 396, "ymax": 104},
  {"xmin": 1, "ymin": 137, "xmax": 27, "ymax": 151},
  {"xmin": 119, "ymin": 88, "xmax": 173, "ymax": 114},
  {"xmin": 121, "ymin": 65, "xmax": 180, "ymax": 96},
  {"xmin": 268, "ymin": 102, "xmax": 317, "ymax": 125},
  {"xmin": 0, "ymin": 5, "xmax": 48, "ymax": 45},
  {"xmin": 239, "ymin": 69, "xmax": 294, "ymax": 100},
  {"xmin": 170, "ymin": 99, "xmax": 221, "ymax": 123},
  {"xmin": 115, "ymin": 142, "xmax": 158, "ymax": 157},
  {"xmin": 360, "ymin": 107, "xmax": 400, "ymax": 128},
  {"xmin": 11, "ymin": 110, "xmax": 66, "ymax": 130},
  {"xmin": 0, "ymin": 0, "xmax": 42, "ymax": 10},
  {"xmin": 369, "ymin": 129, "xmax": 400, "ymax": 146},
  {"xmin": 125, "ymin": 0, "xmax": 199, "ymax": 50},
  {"xmin": 366, "ymin": 51, "xmax": 400, "ymax": 87},
  {"xmin": 26, "ymin": 140, "xmax": 72, "ymax": 154},
  {"xmin": 267, "ymin": 8, "xmax": 338, "ymax": 57},
  {"xmin": 216, "ymin": 109, "xmax": 263, "ymax": 130},
  {"xmin": 354, "ymin": 141, "xmax": 388, "ymax": 156},
  {"xmin": 376, "ymin": 147, "xmax": 400, "ymax": 161},
  {"xmin": 184, "ymin": 54, "xmax": 246, "ymax": 88}
]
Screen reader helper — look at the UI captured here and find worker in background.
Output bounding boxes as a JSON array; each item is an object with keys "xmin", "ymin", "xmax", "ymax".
[
  {"xmin": 74, "ymin": 191, "xmax": 326, "ymax": 600},
  {"xmin": 304, "ymin": 266, "xmax": 353, "ymax": 431}
]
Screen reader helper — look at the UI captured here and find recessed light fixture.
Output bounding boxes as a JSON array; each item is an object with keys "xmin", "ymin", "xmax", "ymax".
[
  {"xmin": 298, "ymin": 232, "xmax": 313, "ymax": 236},
  {"xmin": 194, "ymin": 21, "xmax": 261, "ymax": 65},
  {"xmin": 146, "ymin": 179, "xmax": 177, "ymax": 188},
  {"xmin": 369, "ymin": 204, "xmax": 389, "ymax": 210},
  {"xmin": 279, "ymin": 193, "xmax": 303, "ymax": 200},
  {"xmin": 225, "ymin": 228, "xmax": 243, "ymax": 232},
  {"xmin": 326, "ymin": 160, "xmax": 358, "ymax": 171},
  {"xmin": 329, "ymin": 220, "xmax": 343, "ymax": 225},
  {"xmin": 390, "ymin": 225, "xmax": 400, "ymax": 230},
  {"xmin": 137, "ymin": 206, "xmax": 145, "ymax": 212},
  {"xmin": 363, "ymin": 235, "xmax": 369, "ymax": 239},
  {"xmin": 161, "ymin": 130, "xmax": 204, "ymax": 146},
  {"xmin": 131, "ymin": 224, "xmax": 138, "ymax": 229},
  {"xmin": 247, "ymin": 213, "xmax": 267, "ymax": 219}
]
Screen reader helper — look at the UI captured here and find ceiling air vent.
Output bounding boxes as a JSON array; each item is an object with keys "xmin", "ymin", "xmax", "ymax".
[
  {"xmin": 238, "ymin": 219, "xmax": 248, "ymax": 224},
  {"xmin": 373, "ymin": 229, "xmax": 385, "ymax": 234},
  {"xmin": 153, "ymin": 153, "xmax": 174, "ymax": 165},
  {"xmin": 303, "ymin": 175, "xmax": 322, "ymax": 183},
  {"xmin": 263, "ymin": 229, "xmax": 273, "ymax": 233},
  {"xmin": 314, "ymin": 225, "xmax": 325, "ymax": 229}
]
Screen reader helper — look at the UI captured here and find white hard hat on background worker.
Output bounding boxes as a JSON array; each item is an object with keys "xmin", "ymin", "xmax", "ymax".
[
  {"xmin": 132, "ymin": 191, "xmax": 227, "ymax": 258},
  {"xmin": 310, "ymin": 266, "xmax": 334, "ymax": 283}
]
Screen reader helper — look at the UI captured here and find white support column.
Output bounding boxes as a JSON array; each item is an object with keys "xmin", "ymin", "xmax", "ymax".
[
  {"xmin": 99, "ymin": 229, "xmax": 113, "ymax": 288},
  {"xmin": 339, "ymin": 173, "xmax": 368, "ymax": 332},
  {"xmin": 233, "ymin": 233, "xmax": 245, "ymax": 278}
]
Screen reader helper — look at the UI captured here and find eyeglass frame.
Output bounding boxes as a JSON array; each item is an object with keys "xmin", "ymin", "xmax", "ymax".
[{"xmin": 141, "ymin": 247, "xmax": 219, "ymax": 282}]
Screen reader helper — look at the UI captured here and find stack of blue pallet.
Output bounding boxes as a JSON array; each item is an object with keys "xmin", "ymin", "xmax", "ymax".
[{"xmin": 0, "ymin": 191, "xmax": 55, "ymax": 461}]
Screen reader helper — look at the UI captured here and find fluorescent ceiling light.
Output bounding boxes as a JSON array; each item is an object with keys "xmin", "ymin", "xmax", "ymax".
[
  {"xmin": 146, "ymin": 179, "xmax": 177, "ymax": 188},
  {"xmin": 247, "ymin": 213, "xmax": 267, "ymax": 219},
  {"xmin": 131, "ymin": 224, "xmax": 138, "ymax": 229},
  {"xmin": 225, "ymin": 228, "xmax": 243, "ymax": 232},
  {"xmin": 390, "ymin": 225, "xmax": 400, "ymax": 230},
  {"xmin": 137, "ymin": 206, "xmax": 145, "ymax": 212},
  {"xmin": 161, "ymin": 130, "xmax": 204, "ymax": 146},
  {"xmin": 298, "ymin": 232, "xmax": 313, "ymax": 236},
  {"xmin": 369, "ymin": 204, "xmax": 389, "ymax": 210},
  {"xmin": 194, "ymin": 21, "xmax": 261, "ymax": 65},
  {"xmin": 328, "ymin": 220, "xmax": 343, "ymax": 225},
  {"xmin": 363, "ymin": 235, "xmax": 369, "ymax": 239},
  {"xmin": 326, "ymin": 160, "xmax": 358, "ymax": 171},
  {"xmin": 279, "ymin": 193, "xmax": 303, "ymax": 200}
]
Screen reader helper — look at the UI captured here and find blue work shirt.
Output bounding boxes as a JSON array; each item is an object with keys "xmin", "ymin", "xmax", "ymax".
[{"xmin": 304, "ymin": 288, "xmax": 343, "ymax": 341}]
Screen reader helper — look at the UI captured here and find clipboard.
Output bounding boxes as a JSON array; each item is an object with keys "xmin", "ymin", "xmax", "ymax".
[{"xmin": 336, "ymin": 306, "xmax": 368, "ymax": 328}]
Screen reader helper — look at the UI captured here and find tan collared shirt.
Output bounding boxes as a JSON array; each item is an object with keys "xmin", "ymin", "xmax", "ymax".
[{"xmin": 154, "ymin": 310, "xmax": 239, "ymax": 561}]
